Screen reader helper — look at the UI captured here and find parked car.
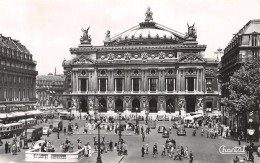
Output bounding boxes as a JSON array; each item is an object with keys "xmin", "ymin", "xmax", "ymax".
[
  {"xmin": 162, "ymin": 130, "xmax": 170, "ymax": 138},
  {"xmin": 177, "ymin": 126, "xmax": 186, "ymax": 136},
  {"xmin": 173, "ymin": 121, "xmax": 183, "ymax": 129},
  {"xmin": 165, "ymin": 115, "xmax": 170, "ymax": 121},
  {"xmin": 157, "ymin": 115, "xmax": 164, "ymax": 121},
  {"xmin": 148, "ymin": 120, "xmax": 156, "ymax": 129},
  {"xmin": 59, "ymin": 112, "xmax": 74, "ymax": 120},
  {"xmin": 158, "ymin": 126, "xmax": 166, "ymax": 133}
]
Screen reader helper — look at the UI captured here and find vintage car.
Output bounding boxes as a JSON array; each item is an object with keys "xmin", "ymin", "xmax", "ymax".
[
  {"xmin": 165, "ymin": 115, "xmax": 170, "ymax": 121},
  {"xmin": 148, "ymin": 120, "xmax": 156, "ymax": 129},
  {"xmin": 177, "ymin": 125, "xmax": 186, "ymax": 136},
  {"xmin": 157, "ymin": 126, "xmax": 166, "ymax": 133},
  {"xmin": 162, "ymin": 130, "xmax": 170, "ymax": 138}
]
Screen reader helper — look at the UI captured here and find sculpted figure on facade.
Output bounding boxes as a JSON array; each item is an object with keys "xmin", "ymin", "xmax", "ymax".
[
  {"xmin": 197, "ymin": 98, "xmax": 203, "ymax": 110},
  {"xmin": 178, "ymin": 99, "xmax": 185, "ymax": 110},
  {"xmin": 80, "ymin": 26, "xmax": 92, "ymax": 44},
  {"xmin": 105, "ymin": 30, "xmax": 110, "ymax": 39},
  {"xmin": 88, "ymin": 97, "xmax": 94, "ymax": 110},
  {"xmin": 107, "ymin": 97, "xmax": 114, "ymax": 110},
  {"xmin": 186, "ymin": 23, "xmax": 197, "ymax": 40}
]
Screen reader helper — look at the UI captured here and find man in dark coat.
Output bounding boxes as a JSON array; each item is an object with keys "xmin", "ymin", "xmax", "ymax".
[
  {"xmin": 5, "ymin": 141, "xmax": 8, "ymax": 153},
  {"xmin": 142, "ymin": 133, "xmax": 145, "ymax": 142},
  {"xmin": 141, "ymin": 145, "xmax": 145, "ymax": 157}
]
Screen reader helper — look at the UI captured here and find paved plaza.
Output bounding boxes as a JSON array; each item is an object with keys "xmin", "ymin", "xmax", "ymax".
[{"xmin": 0, "ymin": 118, "xmax": 259, "ymax": 163}]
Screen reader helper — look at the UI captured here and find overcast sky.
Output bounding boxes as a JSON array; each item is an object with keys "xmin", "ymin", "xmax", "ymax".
[{"xmin": 0, "ymin": 0, "xmax": 259, "ymax": 75}]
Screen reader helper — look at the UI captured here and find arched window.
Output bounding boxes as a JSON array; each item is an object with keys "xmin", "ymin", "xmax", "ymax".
[
  {"xmin": 115, "ymin": 99, "xmax": 123, "ymax": 112},
  {"xmin": 149, "ymin": 98, "xmax": 157, "ymax": 113},
  {"xmin": 132, "ymin": 99, "xmax": 140, "ymax": 112}
]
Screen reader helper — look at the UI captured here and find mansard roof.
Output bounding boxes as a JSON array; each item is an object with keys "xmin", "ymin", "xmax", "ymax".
[{"xmin": 0, "ymin": 34, "xmax": 31, "ymax": 54}]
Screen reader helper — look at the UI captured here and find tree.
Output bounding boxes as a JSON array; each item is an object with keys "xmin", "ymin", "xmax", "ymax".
[{"xmin": 221, "ymin": 57, "xmax": 260, "ymax": 114}]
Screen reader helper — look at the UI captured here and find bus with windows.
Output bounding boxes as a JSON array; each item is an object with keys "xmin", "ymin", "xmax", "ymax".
[{"xmin": 0, "ymin": 122, "xmax": 24, "ymax": 138}]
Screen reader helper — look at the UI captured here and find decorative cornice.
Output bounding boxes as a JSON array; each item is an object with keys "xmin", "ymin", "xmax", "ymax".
[{"xmin": 70, "ymin": 44, "xmax": 207, "ymax": 53}]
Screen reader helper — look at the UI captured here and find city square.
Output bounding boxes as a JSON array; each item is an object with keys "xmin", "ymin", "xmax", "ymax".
[
  {"xmin": 0, "ymin": 0, "xmax": 260, "ymax": 163},
  {"xmin": 0, "ymin": 117, "xmax": 259, "ymax": 163}
]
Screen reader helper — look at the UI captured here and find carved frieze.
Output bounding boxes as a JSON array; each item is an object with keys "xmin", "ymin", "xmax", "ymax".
[
  {"xmin": 158, "ymin": 51, "xmax": 166, "ymax": 59},
  {"xmin": 178, "ymin": 55, "xmax": 204, "ymax": 63},
  {"xmin": 71, "ymin": 56, "xmax": 94, "ymax": 65},
  {"xmin": 108, "ymin": 53, "xmax": 115, "ymax": 60},
  {"xmin": 205, "ymin": 69, "xmax": 215, "ymax": 76}
]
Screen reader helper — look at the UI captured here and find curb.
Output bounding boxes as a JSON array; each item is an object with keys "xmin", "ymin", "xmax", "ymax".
[
  {"xmin": 116, "ymin": 155, "xmax": 125, "ymax": 163},
  {"xmin": 72, "ymin": 133, "xmax": 134, "ymax": 136}
]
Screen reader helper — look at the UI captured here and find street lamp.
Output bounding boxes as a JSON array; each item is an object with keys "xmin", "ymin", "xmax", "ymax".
[
  {"xmin": 23, "ymin": 113, "xmax": 29, "ymax": 149},
  {"xmin": 118, "ymin": 111, "xmax": 122, "ymax": 142},
  {"xmin": 135, "ymin": 108, "xmax": 139, "ymax": 134},
  {"xmin": 96, "ymin": 120, "xmax": 102, "ymax": 163},
  {"xmin": 145, "ymin": 109, "xmax": 149, "ymax": 125}
]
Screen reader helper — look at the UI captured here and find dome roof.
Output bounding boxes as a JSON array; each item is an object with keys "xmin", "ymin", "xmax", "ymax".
[
  {"xmin": 121, "ymin": 27, "xmax": 176, "ymax": 40},
  {"xmin": 105, "ymin": 7, "xmax": 185, "ymax": 46}
]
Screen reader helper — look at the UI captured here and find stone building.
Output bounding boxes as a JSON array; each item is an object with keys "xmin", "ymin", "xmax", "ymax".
[
  {"xmin": 0, "ymin": 34, "xmax": 38, "ymax": 113},
  {"xmin": 62, "ymin": 7, "xmax": 219, "ymax": 117},
  {"xmin": 36, "ymin": 73, "xmax": 65, "ymax": 108},
  {"xmin": 219, "ymin": 19, "xmax": 260, "ymax": 141}
]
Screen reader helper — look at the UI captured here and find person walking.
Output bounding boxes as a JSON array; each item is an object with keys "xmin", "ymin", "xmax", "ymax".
[
  {"xmin": 57, "ymin": 130, "xmax": 60, "ymax": 139},
  {"xmin": 189, "ymin": 151, "xmax": 193, "ymax": 163},
  {"xmin": 109, "ymin": 140, "xmax": 113, "ymax": 151},
  {"xmin": 161, "ymin": 144, "xmax": 166, "ymax": 156},
  {"xmin": 141, "ymin": 145, "xmax": 145, "ymax": 157},
  {"xmin": 141, "ymin": 126, "xmax": 144, "ymax": 134},
  {"xmin": 5, "ymin": 141, "xmax": 8, "ymax": 153},
  {"xmin": 153, "ymin": 143, "xmax": 158, "ymax": 157},
  {"xmin": 142, "ymin": 132, "xmax": 145, "ymax": 142},
  {"xmin": 64, "ymin": 127, "xmax": 66, "ymax": 135}
]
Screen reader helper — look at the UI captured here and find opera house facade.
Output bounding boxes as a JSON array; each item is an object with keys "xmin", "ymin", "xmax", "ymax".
[{"xmin": 62, "ymin": 7, "xmax": 219, "ymax": 118}]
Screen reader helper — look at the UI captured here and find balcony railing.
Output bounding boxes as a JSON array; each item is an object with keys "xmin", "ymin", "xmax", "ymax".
[{"xmin": 25, "ymin": 147, "xmax": 85, "ymax": 162}]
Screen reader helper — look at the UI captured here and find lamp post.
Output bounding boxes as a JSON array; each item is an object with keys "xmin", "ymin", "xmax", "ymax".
[
  {"xmin": 135, "ymin": 108, "xmax": 139, "ymax": 134},
  {"xmin": 23, "ymin": 113, "xmax": 29, "ymax": 149},
  {"xmin": 118, "ymin": 111, "xmax": 122, "ymax": 142},
  {"xmin": 96, "ymin": 120, "xmax": 102, "ymax": 163}
]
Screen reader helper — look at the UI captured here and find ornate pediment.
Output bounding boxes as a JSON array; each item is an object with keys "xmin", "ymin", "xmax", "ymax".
[
  {"xmin": 178, "ymin": 55, "xmax": 205, "ymax": 63},
  {"xmin": 71, "ymin": 56, "xmax": 95, "ymax": 65}
]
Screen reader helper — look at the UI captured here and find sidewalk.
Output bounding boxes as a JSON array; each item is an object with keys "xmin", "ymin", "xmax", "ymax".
[
  {"xmin": 81, "ymin": 148, "xmax": 125, "ymax": 163},
  {"xmin": 73, "ymin": 126, "xmax": 135, "ymax": 136}
]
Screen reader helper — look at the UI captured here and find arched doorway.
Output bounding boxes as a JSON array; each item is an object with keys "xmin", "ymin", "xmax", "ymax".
[
  {"xmin": 186, "ymin": 96, "xmax": 196, "ymax": 113},
  {"xmin": 132, "ymin": 99, "xmax": 140, "ymax": 112},
  {"xmin": 115, "ymin": 99, "xmax": 123, "ymax": 112},
  {"xmin": 149, "ymin": 98, "xmax": 157, "ymax": 113},
  {"xmin": 99, "ymin": 98, "xmax": 107, "ymax": 112},
  {"xmin": 166, "ymin": 98, "xmax": 175, "ymax": 113},
  {"xmin": 79, "ymin": 98, "xmax": 88, "ymax": 113}
]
